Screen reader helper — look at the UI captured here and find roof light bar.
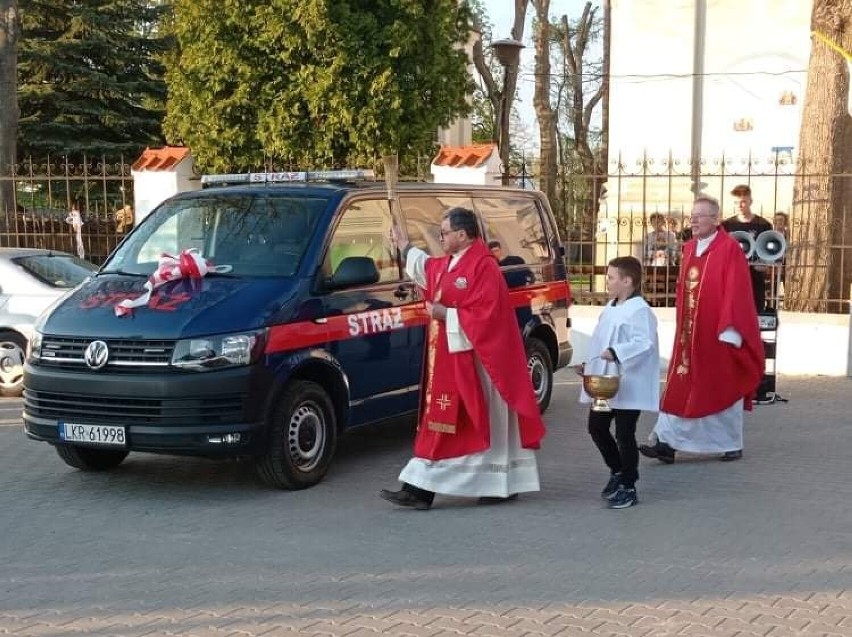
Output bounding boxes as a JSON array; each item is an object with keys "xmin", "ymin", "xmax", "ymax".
[{"xmin": 201, "ymin": 169, "xmax": 375, "ymax": 186}]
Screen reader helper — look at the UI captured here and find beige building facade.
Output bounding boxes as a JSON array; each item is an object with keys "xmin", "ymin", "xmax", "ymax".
[{"xmin": 604, "ymin": 0, "xmax": 812, "ymax": 238}]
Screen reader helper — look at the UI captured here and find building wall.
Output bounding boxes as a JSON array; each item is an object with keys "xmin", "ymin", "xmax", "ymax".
[
  {"xmin": 570, "ymin": 305, "xmax": 852, "ymax": 377},
  {"xmin": 606, "ymin": 0, "xmax": 812, "ymax": 220},
  {"xmin": 437, "ymin": 23, "xmax": 479, "ymax": 150}
]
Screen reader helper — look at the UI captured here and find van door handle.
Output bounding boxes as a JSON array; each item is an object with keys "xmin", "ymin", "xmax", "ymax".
[{"xmin": 394, "ymin": 284, "xmax": 413, "ymax": 300}]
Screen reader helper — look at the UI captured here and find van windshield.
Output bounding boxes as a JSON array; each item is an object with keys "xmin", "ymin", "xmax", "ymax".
[{"xmin": 104, "ymin": 194, "xmax": 328, "ymax": 276}]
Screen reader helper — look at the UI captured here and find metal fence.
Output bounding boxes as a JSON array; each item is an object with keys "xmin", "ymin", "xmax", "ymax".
[
  {"xmin": 0, "ymin": 156, "xmax": 134, "ymax": 264},
  {"xmin": 552, "ymin": 152, "xmax": 852, "ymax": 314},
  {"xmin": 2, "ymin": 152, "xmax": 851, "ymax": 314}
]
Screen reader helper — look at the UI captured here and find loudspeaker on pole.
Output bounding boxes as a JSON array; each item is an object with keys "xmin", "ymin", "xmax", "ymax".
[
  {"xmin": 730, "ymin": 230, "xmax": 756, "ymax": 260},
  {"xmin": 755, "ymin": 230, "xmax": 787, "ymax": 263}
]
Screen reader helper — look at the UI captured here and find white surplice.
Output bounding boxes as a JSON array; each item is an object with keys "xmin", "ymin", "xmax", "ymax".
[
  {"xmin": 580, "ymin": 295, "xmax": 660, "ymax": 412},
  {"xmin": 651, "ymin": 231, "xmax": 745, "ymax": 453},
  {"xmin": 397, "ymin": 247, "xmax": 540, "ymax": 497}
]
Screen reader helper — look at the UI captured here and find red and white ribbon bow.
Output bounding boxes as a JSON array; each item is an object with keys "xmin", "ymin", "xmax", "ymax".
[{"xmin": 114, "ymin": 249, "xmax": 231, "ymax": 317}]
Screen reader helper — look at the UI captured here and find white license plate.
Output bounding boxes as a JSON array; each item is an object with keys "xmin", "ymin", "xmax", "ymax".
[{"xmin": 59, "ymin": 423, "xmax": 126, "ymax": 447}]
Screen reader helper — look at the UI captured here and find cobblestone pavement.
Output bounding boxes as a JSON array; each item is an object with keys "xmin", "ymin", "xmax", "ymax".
[{"xmin": 1, "ymin": 374, "xmax": 851, "ymax": 636}]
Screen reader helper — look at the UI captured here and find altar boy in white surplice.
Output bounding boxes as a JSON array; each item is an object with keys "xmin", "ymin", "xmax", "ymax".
[{"xmin": 577, "ymin": 256, "xmax": 660, "ymax": 509}]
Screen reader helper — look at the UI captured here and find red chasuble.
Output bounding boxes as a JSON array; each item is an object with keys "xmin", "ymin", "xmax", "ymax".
[
  {"xmin": 413, "ymin": 239, "xmax": 546, "ymax": 461},
  {"xmin": 661, "ymin": 230, "xmax": 764, "ymax": 418}
]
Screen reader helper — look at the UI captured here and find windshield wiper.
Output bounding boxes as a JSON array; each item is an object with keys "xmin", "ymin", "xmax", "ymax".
[
  {"xmin": 100, "ymin": 268, "xmax": 240, "ymax": 278},
  {"xmin": 98, "ymin": 269, "xmax": 149, "ymax": 277}
]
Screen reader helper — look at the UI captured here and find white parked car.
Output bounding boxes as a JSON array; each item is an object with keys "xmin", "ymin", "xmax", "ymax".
[{"xmin": 0, "ymin": 248, "xmax": 97, "ymax": 397}]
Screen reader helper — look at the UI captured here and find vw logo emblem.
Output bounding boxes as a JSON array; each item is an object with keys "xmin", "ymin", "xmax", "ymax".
[{"xmin": 84, "ymin": 340, "xmax": 109, "ymax": 370}]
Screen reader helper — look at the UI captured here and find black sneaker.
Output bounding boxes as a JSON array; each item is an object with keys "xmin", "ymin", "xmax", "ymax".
[
  {"xmin": 638, "ymin": 441, "xmax": 675, "ymax": 464},
  {"xmin": 601, "ymin": 473, "xmax": 621, "ymax": 500},
  {"xmin": 719, "ymin": 450, "xmax": 743, "ymax": 461},
  {"xmin": 607, "ymin": 487, "xmax": 638, "ymax": 509}
]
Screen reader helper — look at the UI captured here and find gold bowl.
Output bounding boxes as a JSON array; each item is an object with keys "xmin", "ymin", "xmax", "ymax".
[{"xmin": 583, "ymin": 374, "xmax": 620, "ymax": 412}]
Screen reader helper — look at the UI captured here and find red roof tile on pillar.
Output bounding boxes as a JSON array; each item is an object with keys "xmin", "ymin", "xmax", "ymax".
[
  {"xmin": 132, "ymin": 146, "xmax": 191, "ymax": 171},
  {"xmin": 432, "ymin": 143, "xmax": 497, "ymax": 168}
]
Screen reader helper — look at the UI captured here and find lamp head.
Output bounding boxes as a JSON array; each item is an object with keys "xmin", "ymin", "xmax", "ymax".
[{"xmin": 491, "ymin": 38, "xmax": 524, "ymax": 68}]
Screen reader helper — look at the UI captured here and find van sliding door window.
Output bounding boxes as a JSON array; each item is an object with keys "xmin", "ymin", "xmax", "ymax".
[
  {"xmin": 399, "ymin": 196, "xmax": 473, "ymax": 256},
  {"xmin": 476, "ymin": 196, "xmax": 550, "ymax": 265}
]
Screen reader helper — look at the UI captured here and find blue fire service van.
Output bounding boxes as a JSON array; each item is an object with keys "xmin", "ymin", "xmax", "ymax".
[{"xmin": 23, "ymin": 170, "xmax": 572, "ymax": 489}]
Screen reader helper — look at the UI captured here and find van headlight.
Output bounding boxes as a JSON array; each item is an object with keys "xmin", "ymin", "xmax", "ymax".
[
  {"xmin": 27, "ymin": 330, "xmax": 43, "ymax": 361},
  {"xmin": 171, "ymin": 331, "xmax": 263, "ymax": 371}
]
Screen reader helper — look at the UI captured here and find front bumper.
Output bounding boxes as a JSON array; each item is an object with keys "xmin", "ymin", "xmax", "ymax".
[{"xmin": 23, "ymin": 362, "xmax": 270, "ymax": 456}]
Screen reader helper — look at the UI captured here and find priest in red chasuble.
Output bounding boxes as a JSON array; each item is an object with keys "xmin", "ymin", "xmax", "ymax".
[
  {"xmin": 380, "ymin": 207, "xmax": 545, "ymax": 510},
  {"xmin": 639, "ymin": 196, "xmax": 764, "ymax": 464}
]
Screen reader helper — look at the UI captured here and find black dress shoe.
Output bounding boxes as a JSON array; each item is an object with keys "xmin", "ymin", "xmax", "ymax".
[
  {"xmin": 719, "ymin": 450, "xmax": 743, "ymax": 461},
  {"xmin": 477, "ymin": 494, "xmax": 519, "ymax": 505},
  {"xmin": 379, "ymin": 488, "xmax": 431, "ymax": 510},
  {"xmin": 638, "ymin": 441, "xmax": 675, "ymax": 464}
]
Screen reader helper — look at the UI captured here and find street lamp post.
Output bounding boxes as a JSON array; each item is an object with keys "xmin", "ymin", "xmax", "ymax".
[{"xmin": 490, "ymin": 38, "xmax": 524, "ymax": 187}]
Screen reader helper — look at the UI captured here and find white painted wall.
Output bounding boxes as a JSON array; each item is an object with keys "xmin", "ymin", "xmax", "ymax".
[
  {"xmin": 431, "ymin": 156, "xmax": 502, "ymax": 185},
  {"xmin": 132, "ymin": 156, "xmax": 200, "ymax": 224},
  {"xmin": 569, "ymin": 304, "xmax": 851, "ymax": 377}
]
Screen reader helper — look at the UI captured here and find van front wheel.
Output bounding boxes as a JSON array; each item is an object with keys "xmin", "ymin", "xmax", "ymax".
[
  {"xmin": 526, "ymin": 337, "xmax": 553, "ymax": 413},
  {"xmin": 256, "ymin": 380, "xmax": 337, "ymax": 490}
]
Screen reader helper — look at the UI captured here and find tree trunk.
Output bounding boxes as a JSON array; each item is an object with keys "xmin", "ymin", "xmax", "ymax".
[
  {"xmin": 597, "ymin": 0, "xmax": 610, "ymax": 215},
  {"xmin": 560, "ymin": 3, "xmax": 604, "ymax": 245},
  {"xmin": 532, "ymin": 0, "xmax": 557, "ymax": 206},
  {"xmin": 0, "ymin": 0, "xmax": 19, "ymax": 220},
  {"xmin": 786, "ymin": 0, "xmax": 852, "ymax": 312}
]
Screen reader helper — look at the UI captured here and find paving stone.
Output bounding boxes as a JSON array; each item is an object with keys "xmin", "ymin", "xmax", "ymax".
[{"xmin": 1, "ymin": 376, "xmax": 851, "ymax": 637}]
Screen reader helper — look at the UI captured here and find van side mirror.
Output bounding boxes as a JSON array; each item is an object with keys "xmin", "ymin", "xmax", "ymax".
[{"xmin": 327, "ymin": 256, "xmax": 380, "ymax": 290}]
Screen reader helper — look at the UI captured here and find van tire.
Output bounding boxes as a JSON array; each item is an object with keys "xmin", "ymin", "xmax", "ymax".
[
  {"xmin": 256, "ymin": 380, "xmax": 337, "ymax": 490},
  {"xmin": 0, "ymin": 331, "xmax": 26, "ymax": 398},
  {"xmin": 526, "ymin": 337, "xmax": 553, "ymax": 413},
  {"xmin": 55, "ymin": 445, "xmax": 129, "ymax": 471}
]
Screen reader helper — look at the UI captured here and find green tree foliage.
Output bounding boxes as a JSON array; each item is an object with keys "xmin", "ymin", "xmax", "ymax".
[
  {"xmin": 165, "ymin": 0, "xmax": 473, "ymax": 172},
  {"xmin": 17, "ymin": 0, "xmax": 169, "ymax": 158}
]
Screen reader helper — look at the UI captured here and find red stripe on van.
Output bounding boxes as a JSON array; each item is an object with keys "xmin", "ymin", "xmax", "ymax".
[
  {"xmin": 508, "ymin": 280, "xmax": 571, "ymax": 308},
  {"xmin": 264, "ymin": 280, "xmax": 570, "ymax": 355},
  {"xmin": 265, "ymin": 321, "xmax": 330, "ymax": 352}
]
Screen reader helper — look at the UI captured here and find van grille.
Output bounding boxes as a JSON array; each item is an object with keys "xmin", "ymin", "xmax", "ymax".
[
  {"xmin": 24, "ymin": 390, "xmax": 246, "ymax": 425},
  {"xmin": 38, "ymin": 336, "xmax": 174, "ymax": 370}
]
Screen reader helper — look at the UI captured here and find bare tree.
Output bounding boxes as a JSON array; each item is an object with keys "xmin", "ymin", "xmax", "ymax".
[
  {"xmin": 0, "ymin": 0, "xmax": 19, "ymax": 219},
  {"xmin": 786, "ymin": 0, "xmax": 852, "ymax": 312},
  {"xmin": 560, "ymin": 3, "xmax": 604, "ymax": 191},
  {"xmin": 471, "ymin": 0, "xmax": 528, "ymax": 180},
  {"xmin": 530, "ymin": 0, "xmax": 557, "ymax": 206},
  {"xmin": 552, "ymin": 1, "xmax": 606, "ymax": 249}
]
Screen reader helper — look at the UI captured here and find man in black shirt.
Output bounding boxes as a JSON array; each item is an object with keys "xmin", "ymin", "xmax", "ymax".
[
  {"xmin": 722, "ymin": 184, "xmax": 773, "ymax": 311},
  {"xmin": 488, "ymin": 240, "xmax": 534, "ymax": 289}
]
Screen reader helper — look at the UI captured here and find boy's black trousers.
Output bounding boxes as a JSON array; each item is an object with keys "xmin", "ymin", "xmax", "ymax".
[{"xmin": 587, "ymin": 408, "xmax": 640, "ymax": 488}]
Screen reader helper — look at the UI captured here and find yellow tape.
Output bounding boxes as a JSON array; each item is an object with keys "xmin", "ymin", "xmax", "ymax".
[{"xmin": 812, "ymin": 30, "xmax": 852, "ymax": 61}]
